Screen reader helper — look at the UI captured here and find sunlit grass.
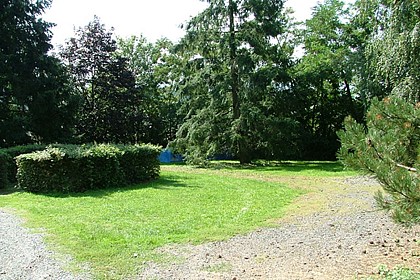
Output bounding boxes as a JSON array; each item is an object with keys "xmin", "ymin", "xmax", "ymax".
[{"xmin": 0, "ymin": 166, "xmax": 306, "ymax": 279}]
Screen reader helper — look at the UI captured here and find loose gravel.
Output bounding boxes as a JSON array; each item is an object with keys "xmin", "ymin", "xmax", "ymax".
[
  {"xmin": 0, "ymin": 210, "xmax": 90, "ymax": 280},
  {"xmin": 0, "ymin": 176, "xmax": 418, "ymax": 280},
  {"xmin": 140, "ymin": 176, "xmax": 420, "ymax": 280}
]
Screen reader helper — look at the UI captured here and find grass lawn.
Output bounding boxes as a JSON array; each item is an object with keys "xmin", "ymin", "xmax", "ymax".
[{"xmin": 0, "ymin": 161, "xmax": 354, "ymax": 279}]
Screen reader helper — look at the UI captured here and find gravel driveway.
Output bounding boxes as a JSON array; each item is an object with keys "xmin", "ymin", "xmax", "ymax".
[
  {"xmin": 140, "ymin": 176, "xmax": 420, "ymax": 279},
  {"xmin": 0, "ymin": 175, "xmax": 419, "ymax": 280},
  {"xmin": 0, "ymin": 210, "xmax": 90, "ymax": 280}
]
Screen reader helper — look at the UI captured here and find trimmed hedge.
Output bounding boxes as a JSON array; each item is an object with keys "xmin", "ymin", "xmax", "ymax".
[
  {"xmin": 16, "ymin": 144, "xmax": 161, "ymax": 193},
  {"xmin": 0, "ymin": 145, "xmax": 46, "ymax": 189}
]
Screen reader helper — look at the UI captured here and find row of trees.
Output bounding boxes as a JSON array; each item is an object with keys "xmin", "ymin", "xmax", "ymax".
[
  {"xmin": 1, "ymin": 0, "xmax": 418, "ymax": 163},
  {"xmin": 1, "ymin": 0, "xmax": 418, "ymax": 222}
]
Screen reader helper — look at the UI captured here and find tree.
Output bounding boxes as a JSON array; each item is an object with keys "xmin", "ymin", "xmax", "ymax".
[
  {"xmin": 0, "ymin": 0, "xmax": 77, "ymax": 147},
  {"xmin": 292, "ymin": 0, "xmax": 363, "ymax": 159},
  {"xmin": 60, "ymin": 17, "xmax": 142, "ymax": 143},
  {"xmin": 172, "ymin": 0, "xmax": 294, "ymax": 164},
  {"xmin": 339, "ymin": 0, "xmax": 420, "ymax": 224},
  {"xmin": 117, "ymin": 36, "xmax": 182, "ymax": 146}
]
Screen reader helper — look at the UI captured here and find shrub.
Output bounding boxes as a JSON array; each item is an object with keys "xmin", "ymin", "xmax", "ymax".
[
  {"xmin": 118, "ymin": 144, "xmax": 161, "ymax": 184},
  {"xmin": 0, "ymin": 144, "xmax": 46, "ymax": 189},
  {"xmin": 16, "ymin": 144, "xmax": 161, "ymax": 193}
]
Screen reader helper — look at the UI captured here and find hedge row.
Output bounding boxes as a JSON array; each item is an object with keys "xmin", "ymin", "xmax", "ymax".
[
  {"xmin": 16, "ymin": 144, "xmax": 161, "ymax": 193},
  {"xmin": 0, "ymin": 145, "xmax": 46, "ymax": 189}
]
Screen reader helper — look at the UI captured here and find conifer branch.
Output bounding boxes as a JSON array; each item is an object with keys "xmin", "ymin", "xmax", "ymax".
[
  {"xmin": 368, "ymin": 138, "xmax": 418, "ymax": 173},
  {"xmin": 396, "ymin": 164, "xmax": 417, "ymax": 172}
]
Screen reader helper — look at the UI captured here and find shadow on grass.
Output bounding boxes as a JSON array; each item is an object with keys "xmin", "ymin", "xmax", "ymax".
[
  {"xmin": 34, "ymin": 174, "xmax": 193, "ymax": 199},
  {"xmin": 0, "ymin": 187, "xmax": 20, "ymax": 196},
  {"xmin": 206, "ymin": 160, "xmax": 347, "ymax": 174}
]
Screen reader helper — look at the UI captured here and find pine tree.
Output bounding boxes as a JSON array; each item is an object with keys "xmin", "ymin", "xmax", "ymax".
[
  {"xmin": 338, "ymin": 0, "xmax": 420, "ymax": 224},
  {"xmin": 338, "ymin": 97, "xmax": 419, "ymax": 223}
]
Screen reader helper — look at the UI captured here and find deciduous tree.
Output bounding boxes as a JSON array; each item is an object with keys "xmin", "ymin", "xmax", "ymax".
[
  {"xmin": 293, "ymin": 0, "xmax": 362, "ymax": 159},
  {"xmin": 60, "ymin": 17, "xmax": 142, "ymax": 143}
]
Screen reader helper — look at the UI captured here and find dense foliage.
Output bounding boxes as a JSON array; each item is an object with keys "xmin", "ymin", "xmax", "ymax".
[
  {"xmin": 16, "ymin": 144, "xmax": 161, "ymax": 193},
  {"xmin": 339, "ymin": 0, "xmax": 420, "ymax": 223},
  {"xmin": 171, "ymin": 0, "xmax": 296, "ymax": 164},
  {"xmin": 0, "ymin": 0, "xmax": 376, "ymax": 161},
  {"xmin": 0, "ymin": 144, "xmax": 46, "ymax": 189},
  {"xmin": 339, "ymin": 97, "xmax": 419, "ymax": 223},
  {"xmin": 0, "ymin": 0, "xmax": 78, "ymax": 147},
  {"xmin": 59, "ymin": 17, "xmax": 144, "ymax": 143},
  {"xmin": 2, "ymin": 0, "xmax": 420, "ymax": 220}
]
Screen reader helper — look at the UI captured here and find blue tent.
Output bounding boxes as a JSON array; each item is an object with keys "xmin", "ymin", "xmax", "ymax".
[{"xmin": 158, "ymin": 149, "xmax": 183, "ymax": 163}]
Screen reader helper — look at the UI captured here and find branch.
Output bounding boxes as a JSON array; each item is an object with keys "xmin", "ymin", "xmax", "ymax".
[
  {"xmin": 396, "ymin": 164, "xmax": 417, "ymax": 172},
  {"xmin": 368, "ymin": 138, "xmax": 418, "ymax": 173}
]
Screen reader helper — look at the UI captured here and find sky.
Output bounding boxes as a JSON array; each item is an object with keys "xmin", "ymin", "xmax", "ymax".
[{"xmin": 43, "ymin": 0, "xmax": 322, "ymax": 48}]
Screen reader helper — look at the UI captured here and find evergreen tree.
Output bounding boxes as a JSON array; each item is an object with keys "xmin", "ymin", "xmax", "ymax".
[
  {"xmin": 172, "ymin": 0, "xmax": 295, "ymax": 164},
  {"xmin": 0, "ymin": 0, "xmax": 77, "ymax": 147},
  {"xmin": 339, "ymin": 0, "xmax": 420, "ymax": 223}
]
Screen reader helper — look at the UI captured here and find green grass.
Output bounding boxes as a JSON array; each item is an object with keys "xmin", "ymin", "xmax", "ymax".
[
  {"xmin": 0, "ymin": 164, "xmax": 311, "ymax": 279},
  {"xmin": 204, "ymin": 160, "xmax": 359, "ymax": 177},
  {"xmin": 365, "ymin": 265, "xmax": 420, "ymax": 280}
]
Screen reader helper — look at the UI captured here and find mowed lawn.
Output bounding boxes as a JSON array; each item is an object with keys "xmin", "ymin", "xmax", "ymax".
[{"xmin": 0, "ymin": 162, "xmax": 353, "ymax": 279}]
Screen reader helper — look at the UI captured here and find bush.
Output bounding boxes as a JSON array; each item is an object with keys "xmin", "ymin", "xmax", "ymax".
[
  {"xmin": 118, "ymin": 144, "xmax": 161, "ymax": 184},
  {"xmin": 0, "ymin": 144, "xmax": 46, "ymax": 189},
  {"xmin": 16, "ymin": 144, "xmax": 161, "ymax": 193}
]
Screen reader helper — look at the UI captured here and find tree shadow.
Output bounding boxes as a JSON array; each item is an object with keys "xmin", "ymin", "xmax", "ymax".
[
  {"xmin": 207, "ymin": 160, "xmax": 346, "ymax": 174},
  {"xmin": 28, "ymin": 175, "xmax": 193, "ymax": 199},
  {"xmin": 0, "ymin": 188, "xmax": 20, "ymax": 196}
]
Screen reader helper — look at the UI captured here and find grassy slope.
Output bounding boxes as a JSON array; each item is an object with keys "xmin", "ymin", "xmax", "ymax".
[{"xmin": 0, "ymin": 162, "xmax": 345, "ymax": 279}]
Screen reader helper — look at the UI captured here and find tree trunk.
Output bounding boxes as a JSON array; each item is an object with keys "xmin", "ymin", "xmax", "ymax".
[
  {"xmin": 228, "ymin": 0, "xmax": 250, "ymax": 164},
  {"xmin": 344, "ymin": 79, "xmax": 357, "ymax": 120}
]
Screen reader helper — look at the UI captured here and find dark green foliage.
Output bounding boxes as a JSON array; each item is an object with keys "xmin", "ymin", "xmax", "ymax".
[
  {"xmin": 338, "ymin": 0, "xmax": 420, "ymax": 224},
  {"xmin": 116, "ymin": 37, "xmax": 183, "ymax": 147},
  {"xmin": 338, "ymin": 96, "xmax": 419, "ymax": 223},
  {"xmin": 172, "ymin": 0, "xmax": 295, "ymax": 164},
  {"xmin": 118, "ymin": 144, "xmax": 161, "ymax": 184},
  {"xmin": 0, "ymin": 151, "xmax": 10, "ymax": 189},
  {"xmin": 0, "ymin": 144, "xmax": 46, "ymax": 189},
  {"xmin": 292, "ymin": 0, "xmax": 364, "ymax": 160},
  {"xmin": 60, "ymin": 17, "xmax": 149, "ymax": 144},
  {"xmin": 16, "ymin": 144, "xmax": 161, "ymax": 193},
  {"xmin": 0, "ymin": 0, "xmax": 78, "ymax": 147}
]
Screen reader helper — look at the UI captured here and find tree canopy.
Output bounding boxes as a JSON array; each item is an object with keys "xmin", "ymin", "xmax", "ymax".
[
  {"xmin": 1, "ymin": 0, "xmax": 419, "ymax": 222},
  {"xmin": 339, "ymin": 0, "xmax": 419, "ymax": 223},
  {"xmin": 171, "ymin": 0, "xmax": 295, "ymax": 164},
  {"xmin": 0, "ymin": 0, "xmax": 77, "ymax": 147}
]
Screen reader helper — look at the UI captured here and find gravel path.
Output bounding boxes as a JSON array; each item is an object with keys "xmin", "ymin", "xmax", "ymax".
[
  {"xmin": 0, "ymin": 210, "xmax": 90, "ymax": 280},
  {"xmin": 0, "ymin": 176, "xmax": 419, "ymax": 280},
  {"xmin": 140, "ymin": 176, "xmax": 420, "ymax": 280}
]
